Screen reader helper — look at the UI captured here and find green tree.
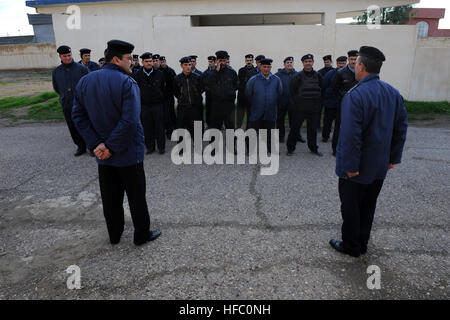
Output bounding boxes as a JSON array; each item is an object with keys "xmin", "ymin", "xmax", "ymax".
[{"xmin": 355, "ymin": 5, "xmax": 417, "ymax": 25}]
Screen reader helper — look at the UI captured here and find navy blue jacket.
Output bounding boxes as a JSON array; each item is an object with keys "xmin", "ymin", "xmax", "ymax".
[
  {"xmin": 72, "ymin": 63, "xmax": 145, "ymax": 167},
  {"xmin": 322, "ymin": 68, "xmax": 339, "ymax": 109},
  {"xmin": 52, "ymin": 61, "xmax": 88, "ymax": 109},
  {"xmin": 79, "ymin": 60, "xmax": 100, "ymax": 72},
  {"xmin": 336, "ymin": 74, "xmax": 408, "ymax": 184},
  {"xmin": 245, "ymin": 73, "xmax": 282, "ymax": 122},
  {"xmin": 274, "ymin": 68, "xmax": 297, "ymax": 107}
]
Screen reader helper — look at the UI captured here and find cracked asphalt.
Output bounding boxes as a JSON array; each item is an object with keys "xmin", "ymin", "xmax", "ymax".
[{"xmin": 0, "ymin": 122, "xmax": 448, "ymax": 299}]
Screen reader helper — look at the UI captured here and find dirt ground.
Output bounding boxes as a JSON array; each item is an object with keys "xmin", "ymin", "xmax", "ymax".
[{"xmin": 0, "ymin": 69, "xmax": 53, "ymax": 98}]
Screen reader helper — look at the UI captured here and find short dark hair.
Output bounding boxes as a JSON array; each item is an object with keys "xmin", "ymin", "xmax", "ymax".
[
  {"xmin": 105, "ymin": 48, "xmax": 124, "ymax": 63},
  {"xmin": 359, "ymin": 55, "xmax": 383, "ymax": 74}
]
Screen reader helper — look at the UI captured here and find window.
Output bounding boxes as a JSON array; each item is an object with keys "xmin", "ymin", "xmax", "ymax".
[
  {"xmin": 416, "ymin": 21, "xmax": 429, "ymax": 38},
  {"xmin": 191, "ymin": 13, "xmax": 324, "ymax": 27}
]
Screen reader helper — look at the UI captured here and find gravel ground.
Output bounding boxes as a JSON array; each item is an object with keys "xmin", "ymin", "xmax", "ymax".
[{"xmin": 0, "ymin": 123, "xmax": 448, "ymax": 300}]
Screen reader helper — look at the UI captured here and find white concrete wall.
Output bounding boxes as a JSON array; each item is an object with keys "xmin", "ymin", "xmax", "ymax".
[
  {"xmin": 0, "ymin": 43, "xmax": 58, "ymax": 70},
  {"xmin": 408, "ymin": 38, "xmax": 450, "ymax": 102}
]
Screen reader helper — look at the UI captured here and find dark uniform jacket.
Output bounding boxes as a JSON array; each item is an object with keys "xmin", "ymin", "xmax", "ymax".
[
  {"xmin": 333, "ymin": 65, "xmax": 358, "ymax": 102},
  {"xmin": 289, "ymin": 69, "xmax": 324, "ymax": 112},
  {"xmin": 205, "ymin": 67, "xmax": 238, "ymax": 103},
  {"xmin": 238, "ymin": 65, "xmax": 258, "ymax": 96},
  {"xmin": 132, "ymin": 67, "xmax": 166, "ymax": 106},
  {"xmin": 173, "ymin": 72, "xmax": 204, "ymax": 107},
  {"xmin": 322, "ymin": 68, "xmax": 339, "ymax": 109},
  {"xmin": 52, "ymin": 61, "xmax": 88, "ymax": 109},
  {"xmin": 274, "ymin": 68, "xmax": 297, "ymax": 107},
  {"xmin": 72, "ymin": 63, "xmax": 145, "ymax": 167},
  {"xmin": 160, "ymin": 66, "xmax": 176, "ymax": 97},
  {"xmin": 318, "ymin": 66, "xmax": 334, "ymax": 77},
  {"xmin": 79, "ymin": 60, "xmax": 100, "ymax": 72},
  {"xmin": 336, "ymin": 74, "xmax": 408, "ymax": 184}
]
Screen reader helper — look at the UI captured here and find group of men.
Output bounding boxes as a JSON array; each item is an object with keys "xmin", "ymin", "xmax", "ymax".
[
  {"xmin": 53, "ymin": 40, "xmax": 408, "ymax": 260},
  {"xmin": 53, "ymin": 44, "xmax": 362, "ymax": 158}
]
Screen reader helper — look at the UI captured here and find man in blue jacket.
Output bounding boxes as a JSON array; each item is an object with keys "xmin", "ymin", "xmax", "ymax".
[
  {"xmin": 52, "ymin": 45, "xmax": 89, "ymax": 156},
  {"xmin": 245, "ymin": 58, "xmax": 282, "ymax": 153},
  {"xmin": 274, "ymin": 56, "xmax": 304, "ymax": 144},
  {"xmin": 330, "ymin": 46, "xmax": 408, "ymax": 258},
  {"xmin": 321, "ymin": 56, "xmax": 347, "ymax": 143},
  {"xmin": 72, "ymin": 40, "xmax": 161, "ymax": 246},
  {"xmin": 78, "ymin": 48, "xmax": 100, "ymax": 72}
]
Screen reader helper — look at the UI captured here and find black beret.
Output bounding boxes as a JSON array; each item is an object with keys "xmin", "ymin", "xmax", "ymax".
[
  {"xmin": 336, "ymin": 56, "xmax": 347, "ymax": 62},
  {"xmin": 140, "ymin": 52, "xmax": 152, "ymax": 60},
  {"xmin": 208, "ymin": 56, "xmax": 216, "ymax": 61},
  {"xmin": 358, "ymin": 46, "xmax": 386, "ymax": 62},
  {"xmin": 57, "ymin": 45, "xmax": 71, "ymax": 54},
  {"xmin": 347, "ymin": 50, "xmax": 359, "ymax": 57},
  {"xmin": 323, "ymin": 55, "xmax": 332, "ymax": 61},
  {"xmin": 80, "ymin": 48, "xmax": 91, "ymax": 55},
  {"xmin": 255, "ymin": 55, "xmax": 265, "ymax": 61},
  {"xmin": 283, "ymin": 56, "xmax": 294, "ymax": 63},
  {"xmin": 215, "ymin": 50, "xmax": 228, "ymax": 60},
  {"xmin": 245, "ymin": 54, "xmax": 254, "ymax": 59},
  {"xmin": 152, "ymin": 54, "xmax": 160, "ymax": 60},
  {"xmin": 159, "ymin": 56, "xmax": 166, "ymax": 61},
  {"xmin": 98, "ymin": 57, "xmax": 105, "ymax": 62},
  {"xmin": 190, "ymin": 55, "xmax": 198, "ymax": 60},
  {"xmin": 133, "ymin": 54, "xmax": 139, "ymax": 59},
  {"xmin": 301, "ymin": 54, "xmax": 314, "ymax": 61},
  {"xmin": 260, "ymin": 58, "xmax": 273, "ymax": 66},
  {"xmin": 107, "ymin": 40, "xmax": 134, "ymax": 54},
  {"xmin": 179, "ymin": 56, "xmax": 192, "ymax": 64}
]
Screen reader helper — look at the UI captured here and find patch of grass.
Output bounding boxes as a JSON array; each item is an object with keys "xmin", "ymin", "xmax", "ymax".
[
  {"xmin": 405, "ymin": 100, "xmax": 450, "ymax": 115},
  {"xmin": 0, "ymin": 81, "xmax": 18, "ymax": 86},
  {"xmin": 23, "ymin": 98, "xmax": 64, "ymax": 121},
  {"xmin": 0, "ymin": 92, "xmax": 58, "ymax": 110}
]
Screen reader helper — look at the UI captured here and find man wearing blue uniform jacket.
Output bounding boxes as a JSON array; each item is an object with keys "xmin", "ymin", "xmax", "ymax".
[
  {"xmin": 321, "ymin": 56, "xmax": 347, "ymax": 143},
  {"xmin": 160, "ymin": 56, "xmax": 177, "ymax": 139},
  {"xmin": 78, "ymin": 48, "xmax": 100, "ymax": 72},
  {"xmin": 203, "ymin": 55, "xmax": 217, "ymax": 128},
  {"xmin": 72, "ymin": 40, "xmax": 161, "ymax": 246},
  {"xmin": 331, "ymin": 50, "xmax": 359, "ymax": 156},
  {"xmin": 246, "ymin": 58, "xmax": 282, "ymax": 153},
  {"xmin": 190, "ymin": 55, "xmax": 203, "ymax": 77},
  {"xmin": 275, "ymin": 56, "xmax": 304, "ymax": 144},
  {"xmin": 330, "ymin": 46, "xmax": 408, "ymax": 258},
  {"xmin": 52, "ymin": 45, "xmax": 89, "ymax": 156},
  {"xmin": 133, "ymin": 52, "xmax": 166, "ymax": 155}
]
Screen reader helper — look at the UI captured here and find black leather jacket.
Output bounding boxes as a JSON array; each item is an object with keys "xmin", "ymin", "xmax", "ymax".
[
  {"xmin": 173, "ymin": 72, "xmax": 204, "ymax": 107},
  {"xmin": 204, "ymin": 67, "xmax": 238, "ymax": 103}
]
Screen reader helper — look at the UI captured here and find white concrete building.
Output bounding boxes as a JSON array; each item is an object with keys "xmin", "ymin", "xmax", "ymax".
[{"xmin": 23, "ymin": 0, "xmax": 450, "ymax": 101}]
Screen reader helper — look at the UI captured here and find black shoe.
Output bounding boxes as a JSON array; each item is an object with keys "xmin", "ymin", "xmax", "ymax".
[
  {"xmin": 135, "ymin": 230, "xmax": 161, "ymax": 246},
  {"xmin": 332, "ymin": 151, "xmax": 336, "ymax": 157},
  {"xmin": 146, "ymin": 148, "xmax": 155, "ymax": 155},
  {"xmin": 74, "ymin": 148, "xmax": 86, "ymax": 157},
  {"xmin": 279, "ymin": 137, "xmax": 285, "ymax": 143},
  {"xmin": 312, "ymin": 150, "xmax": 323, "ymax": 157},
  {"xmin": 286, "ymin": 150, "xmax": 294, "ymax": 156},
  {"xmin": 159, "ymin": 149, "xmax": 165, "ymax": 155},
  {"xmin": 322, "ymin": 138, "xmax": 328, "ymax": 143},
  {"xmin": 297, "ymin": 136, "xmax": 306, "ymax": 143},
  {"xmin": 361, "ymin": 247, "xmax": 368, "ymax": 255},
  {"xmin": 329, "ymin": 239, "xmax": 360, "ymax": 257}
]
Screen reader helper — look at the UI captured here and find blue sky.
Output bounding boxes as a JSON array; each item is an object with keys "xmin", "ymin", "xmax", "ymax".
[{"xmin": 0, "ymin": 0, "xmax": 449, "ymax": 36}]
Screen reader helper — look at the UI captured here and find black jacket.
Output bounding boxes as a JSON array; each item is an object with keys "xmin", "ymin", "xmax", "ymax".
[
  {"xmin": 332, "ymin": 65, "xmax": 358, "ymax": 102},
  {"xmin": 173, "ymin": 72, "xmax": 204, "ymax": 107},
  {"xmin": 52, "ymin": 61, "xmax": 88, "ymax": 109},
  {"xmin": 290, "ymin": 69, "xmax": 324, "ymax": 112},
  {"xmin": 132, "ymin": 67, "xmax": 166, "ymax": 106},
  {"xmin": 238, "ymin": 65, "xmax": 258, "ymax": 93},
  {"xmin": 318, "ymin": 66, "xmax": 334, "ymax": 77},
  {"xmin": 160, "ymin": 66, "xmax": 176, "ymax": 96},
  {"xmin": 204, "ymin": 67, "xmax": 238, "ymax": 103}
]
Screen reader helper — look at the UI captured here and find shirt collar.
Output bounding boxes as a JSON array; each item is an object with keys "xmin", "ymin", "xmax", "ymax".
[
  {"xmin": 359, "ymin": 73, "xmax": 379, "ymax": 83},
  {"xmin": 103, "ymin": 62, "xmax": 128, "ymax": 74},
  {"xmin": 143, "ymin": 67, "xmax": 153, "ymax": 77}
]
